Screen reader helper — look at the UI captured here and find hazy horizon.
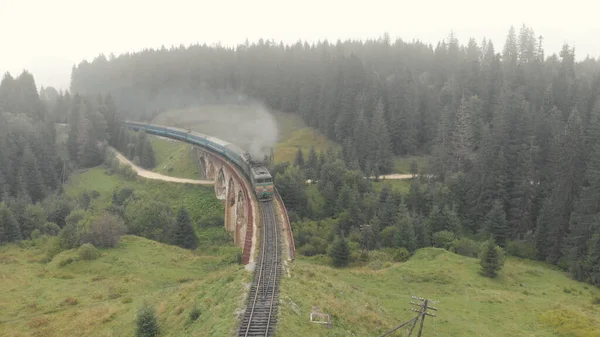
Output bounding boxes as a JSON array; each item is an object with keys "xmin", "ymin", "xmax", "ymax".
[{"xmin": 2, "ymin": 0, "xmax": 599, "ymax": 90}]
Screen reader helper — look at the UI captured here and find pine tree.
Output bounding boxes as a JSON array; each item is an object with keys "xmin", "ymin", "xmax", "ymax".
[
  {"xmin": 135, "ymin": 305, "xmax": 160, "ymax": 337},
  {"xmin": 368, "ymin": 99, "xmax": 394, "ymax": 174},
  {"xmin": 173, "ymin": 207, "xmax": 198, "ymax": 249},
  {"xmin": 585, "ymin": 233, "xmax": 600, "ymax": 285},
  {"xmin": 479, "ymin": 239, "xmax": 504, "ymax": 278},
  {"xmin": 306, "ymin": 145, "xmax": 318, "ymax": 179},
  {"xmin": 563, "ymin": 143, "xmax": 600, "ymax": 277},
  {"xmin": 21, "ymin": 146, "xmax": 46, "ymax": 203},
  {"xmin": 396, "ymin": 210, "xmax": 417, "ymax": 252},
  {"xmin": 330, "ymin": 235, "xmax": 350, "ymax": 267},
  {"xmin": 0, "ymin": 202, "xmax": 21, "ymax": 243},
  {"xmin": 294, "ymin": 147, "xmax": 305, "ymax": 167},
  {"xmin": 485, "ymin": 200, "xmax": 509, "ymax": 248}
]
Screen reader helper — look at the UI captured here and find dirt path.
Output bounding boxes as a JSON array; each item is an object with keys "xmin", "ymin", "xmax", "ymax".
[{"xmin": 112, "ymin": 149, "xmax": 214, "ymax": 185}]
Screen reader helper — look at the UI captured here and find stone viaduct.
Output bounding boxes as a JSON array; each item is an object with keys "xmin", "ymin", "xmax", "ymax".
[{"xmin": 192, "ymin": 146, "xmax": 295, "ymax": 265}]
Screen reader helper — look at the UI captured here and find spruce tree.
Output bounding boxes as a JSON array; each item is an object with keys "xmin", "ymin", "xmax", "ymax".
[
  {"xmin": 294, "ymin": 147, "xmax": 305, "ymax": 167},
  {"xmin": 173, "ymin": 207, "xmax": 198, "ymax": 249},
  {"xmin": 330, "ymin": 235, "xmax": 350, "ymax": 267},
  {"xmin": 480, "ymin": 239, "xmax": 504, "ymax": 278},
  {"xmin": 368, "ymin": 100, "xmax": 394, "ymax": 174},
  {"xmin": 135, "ymin": 305, "xmax": 159, "ymax": 337},
  {"xmin": 21, "ymin": 146, "xmax": 46, "ymax": 203},
  {"xmin": 564, "ymin": 143, "xmax": 600, "ymax": 276},
  {"xmin": 306, "ymin": 145, "xmax": 318, "ymax": 179},
  {"xmin": 0, "ymin": 202, "xmax": 21, "ymax": 243},
  {"xmin": 485, "ymin": 200, "xmax": 509, "ymax": 248},
  {"xmin": 396, "ymin": 210, "xmax": 417, "ymax": 252}
]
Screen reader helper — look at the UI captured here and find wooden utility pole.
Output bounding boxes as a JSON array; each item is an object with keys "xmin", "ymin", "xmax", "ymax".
[
  {"xmin": 378, "ymin": 295, "xmax": 438, "ymax": 337},
  {"xmin": 407, "ymin": 296, "xmax": 438, "ymax": 337}
]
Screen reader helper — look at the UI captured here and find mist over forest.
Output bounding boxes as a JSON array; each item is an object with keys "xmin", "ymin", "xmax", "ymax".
[
  {"xmin": 2, "ymin": 22, "xmax": 600, "ymax": 336},
  {"xmin": 62, "ymin": 24, "xmax": 600, "ymax": 286}
]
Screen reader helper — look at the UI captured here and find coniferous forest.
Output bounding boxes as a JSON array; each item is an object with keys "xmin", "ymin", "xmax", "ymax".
[
  {"xmin": 3, "ymin": 25, "xmax": 600, "ymax": 288},
  {"xmin": 67, "ymin": 25, "xmax": 600, "ymax": 286}
]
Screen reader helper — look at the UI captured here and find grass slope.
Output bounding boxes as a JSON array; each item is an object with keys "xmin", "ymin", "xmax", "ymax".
[
  {"xmin": 277, "ymin": 248, "xmax": 600, "ymax": 337},
  {"xmin": 270, "ymin": 111, "xmax": 338, "ymax": 164},
  {"xmin": 65, "ymin": 167, "xmax": 222, "ymax": 227},
  {"xmin": 150, "ymin": 136, "xmax": 202, "ymax": 180},
  {"xmin": 0, "ymin": 236, "xmax": 249, "ymax": 337}
]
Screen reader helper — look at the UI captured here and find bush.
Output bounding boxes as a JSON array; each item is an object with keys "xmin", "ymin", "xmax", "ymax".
[
  {"xmin": 298, "ymin": 244, "xmax": 318, "ymax": 257},
  {"xmin": 42, "ymin": 222, "xmax": 61, "ymax": 236},
  {"xmin": 78, "ymin": 243, "xmax": 100, "ymax": 261},
  {"xmin": 135, "ymin": 305, "xmax": 159, "ymax": 337},
  {"xmin": 31, "ymin": 229, "xmax": 42, "ymax": 240},
  {"xmin": 393, "ymin": 247, "xmax": 410, "ymax": 262},
  {"xmin": 432, "ymin": 230, "xmax": 455, "ymax": 249},
  {"xmin": 507, "ymin": 240, "xmax": 537, "ymax": 259},
  {"xmin": 189, "ymin": 307, "xmax": 201, "ymax": 322},
  {"xmin": 451, "ymin": 237, "xmax": 481, "ymax": 258},
  {"xmin": 80, "ymin": 213, "xmax": 127, "ymax": 248}
]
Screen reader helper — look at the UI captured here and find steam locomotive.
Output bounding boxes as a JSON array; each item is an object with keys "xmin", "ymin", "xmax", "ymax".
[{"xmin": 124, "ymin": 121, "xmax": 274, "ymax": 201}]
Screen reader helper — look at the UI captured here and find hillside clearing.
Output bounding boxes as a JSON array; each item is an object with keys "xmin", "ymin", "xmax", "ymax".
[
  {"xmin": 277, "ymin": 248, "xmax": 600, "ymax": 337},
  {"xmin": 0, "ymin": 236, "xmax": 248, "ymax": 337}
]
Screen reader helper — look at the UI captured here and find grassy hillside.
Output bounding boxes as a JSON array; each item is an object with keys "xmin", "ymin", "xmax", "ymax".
[
  {"xmin": 269, "ymin": 111, "xmax": 339, "ymax": 164},
  {"xmin": 0, "ymin": 236, "xmax": 249, "ymax": 337},
  {"xmin": 150, "ymin": 136, "xmax": 202, "ymax": 180},
  {"xmin": 65, "ymin": 167, "xmax": 223, "ymax": 227},
  {"xmin": 277, "ymin": 248, "xmax": 600, "ymax": 337}
]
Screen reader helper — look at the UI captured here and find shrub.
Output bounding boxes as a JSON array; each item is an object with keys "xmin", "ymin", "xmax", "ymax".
[
  {"xmin": 80, "ymin": 213, "xmax": 127, "ymax": 248},
  {"xmin": 451, "ymin": 237, "xmax": 481, "ymax": 258},
  {"xmin": 59, "ymin": 257, "xmax": 75, "ymax": 267},
  {"xmin": 189, "ymin": 307, "xmax": 201, "ymax": 322},
  {"xmin": 298, "ymin": 244, "xmax": 318, "ymax": 257},
  {"xmin": 432, "ymin": 231, "xmax": 455, "ymax": 250},
  {"xmin": 31, "ymin": 229, "xmax": 42, "ymax": 240},
  {"xmin": 42, "ymin": 222, "xmax": 61, "ymax": 236},
  {"xmin": 78, "ymin": 243, "xmax": 100, "ymax": 261},
  {"xmin": 507, "ymin": 240, "xmax": 537, "ymax": 259},
  {"xmin": 63, "ymin": 297, "xmax": 78, "ymax": 305},
  {"xmin": 393, "ymin": 247, "xmax": 410, "ymax": 262},
  {"xmin": 135, "ymin": 305, "xmax": 159, "ymax": 337}
]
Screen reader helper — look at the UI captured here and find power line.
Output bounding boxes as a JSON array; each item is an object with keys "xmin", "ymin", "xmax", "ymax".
[{"xmin": 378, "ymin": 295, "xmax": 439, "ymax": 337}]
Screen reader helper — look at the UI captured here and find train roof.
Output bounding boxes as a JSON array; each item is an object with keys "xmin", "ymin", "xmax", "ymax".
[{"xmin": 251, "ymin": 165, "xmax": 272, "ymax": 178}]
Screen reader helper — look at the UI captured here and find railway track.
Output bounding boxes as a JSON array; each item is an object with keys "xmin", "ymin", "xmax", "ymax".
[{"xmin": 238, "ymin": 201, "xmax": 282, "ymax": 337}]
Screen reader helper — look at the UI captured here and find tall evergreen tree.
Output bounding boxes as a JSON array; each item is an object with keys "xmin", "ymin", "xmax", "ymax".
[
  {"xmin": 484, "ymin": 200, "xmax": 509, "ymax": 248},
  {"xmin": 368, "ymin": 100, "xmax": 394, "ymax": 174},
  {"xmin": 480, "ymin": 239, "xmax": 504, "ymax": 278},
  {"xmin": 0, "ymin": 203, "xmax": 21, "ymax": 243},
  {"xmin": 330, "ymin": 235, "xmax": 350, "ymax": 267},
  {"xmin": 294, "ymin": 147, "xmax": 305, "ymax": 167},
  {"xmin": 173, "ymin": 207, "xmax": 198, "ymax": 249}
]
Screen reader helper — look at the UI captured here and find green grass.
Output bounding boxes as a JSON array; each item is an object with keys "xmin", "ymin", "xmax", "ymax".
[
  {"xmin": 65, "ymin": 166, "xmax": 223, "ymax": 230},
  {"xmin": 0, "ymin": 235, "xmax": 249, "ymax": 337},
  {"xmin": 393, "ymin": 155, "xmax": 430, "ymax": 174},
  {"xmin": 277, "ymin": 248, "xmax": 600, "ymax": 337},
  {"xmin": 269, "ymin": 111, "xmax": 338, "ymax": 164},
  {"xmin": 150, "ymin": 136, "xmax": 202, "ymax": 179},
  {"xmin": 372, "ymin": 179, "xmax": 415, "ymax": 194}
]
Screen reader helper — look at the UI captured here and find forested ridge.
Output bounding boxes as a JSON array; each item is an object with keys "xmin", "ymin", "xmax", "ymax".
[{"xmin": 68, "ymin": 25, "xmax": 600, "ymax": 286}]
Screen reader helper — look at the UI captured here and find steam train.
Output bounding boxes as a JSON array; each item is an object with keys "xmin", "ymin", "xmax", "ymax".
[{"xmin": 124, "ymin": 121, "xmax": 274, "ymax": 201}]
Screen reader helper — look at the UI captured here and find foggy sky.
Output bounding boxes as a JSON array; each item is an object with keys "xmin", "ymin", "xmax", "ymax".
[{"xmin": 1, "ymin": 0, "xmax": 598, "ymax": 90}]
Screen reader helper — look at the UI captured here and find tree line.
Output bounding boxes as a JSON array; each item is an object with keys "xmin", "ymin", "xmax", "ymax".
[
  {"xmin": 62, "ymin": 25, "xmax": 600, "ymax": 285},
  {"xmin": 0, "ymin": 71, "xmax": 163, "ymax": 251}
]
